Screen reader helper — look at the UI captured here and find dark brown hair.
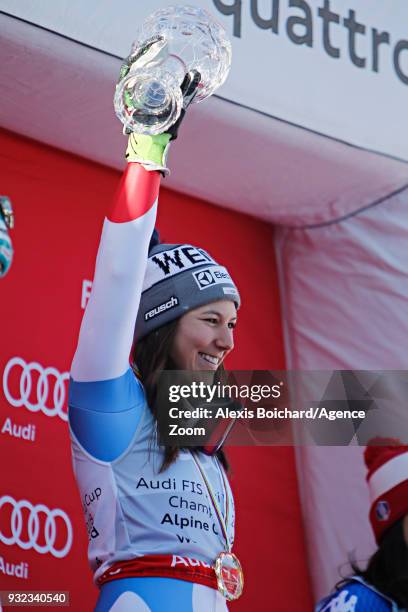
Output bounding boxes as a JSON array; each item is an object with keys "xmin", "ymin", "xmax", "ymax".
[
  {"xmin": 337, "ymin": 518, "xmax": 408, "ymax": 607},
  {"xmin": 131, "ymin": 318, "xmax": 229, "ymax": 472}
]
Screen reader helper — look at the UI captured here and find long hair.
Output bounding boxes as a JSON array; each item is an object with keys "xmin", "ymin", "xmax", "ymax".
[
  {"xmin": 337, "ymin": 518, "xmax": 408, "ymax": 607},
  {"xmin": 131, "ymin": 318, "xmax": 229, "ymax": 472}
]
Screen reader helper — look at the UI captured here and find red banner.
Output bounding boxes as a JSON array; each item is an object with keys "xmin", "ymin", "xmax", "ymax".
[{"xmin": 0, "ymin": 129, "xmax": 312, "ymax": 610}]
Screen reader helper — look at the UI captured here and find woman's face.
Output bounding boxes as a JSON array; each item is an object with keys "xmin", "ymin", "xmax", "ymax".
[{"xmin": 170, "ymin": 299, "xmax": 237, "ymax": 371}]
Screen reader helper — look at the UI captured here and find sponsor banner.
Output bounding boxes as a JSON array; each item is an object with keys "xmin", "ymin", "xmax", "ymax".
[
  {"xmin": 0, "ymin": 129, "xmax": 308, "ymax": 610},
  {"xmin": 156, "ymin": 369, "xmax": 408, "ymax": 446},
  {"xmin": 2, "ymin": 0, "xmax": 408, "ymax": 159},
  {"xmin": 2, "ymin": 357, "xmax": 69, "ymax": 422},
  {"xmin": 215, "ymin": 0, "xmax": 408, "ymax": 161},
  {"xmin": 0, "ymin": 494, "xmax": 73, "ymax": 559}
]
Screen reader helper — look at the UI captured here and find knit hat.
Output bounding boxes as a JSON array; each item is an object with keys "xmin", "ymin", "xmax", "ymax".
[
  {"xmin": 134, "ymin": 242, "xmax": 240, "ymax": 340},
  {"xmin": 365, "ymin": 437, "xmax": 408, "ymax": 542}
]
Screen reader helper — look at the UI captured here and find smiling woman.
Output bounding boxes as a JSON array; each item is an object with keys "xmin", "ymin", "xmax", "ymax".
[
  {"xmin": 68, "ymin": 58, "xmax": 243, "ymax": 611},
  {"xmin": 170, "ymin": 302, "xmax": 237, "ymax": 371},
  {"xmin": 130, "ymin": 248, "xmax": 240, "ymax": 475}
]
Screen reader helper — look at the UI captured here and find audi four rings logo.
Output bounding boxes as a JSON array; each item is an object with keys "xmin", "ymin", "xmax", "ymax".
[
  {"xmin": 0, "ymin": 495, "xmax": 73, "ymax": 558},
  {"xmin": 2, "ymin": 357, "xmax": 69, "ymax": 421}
]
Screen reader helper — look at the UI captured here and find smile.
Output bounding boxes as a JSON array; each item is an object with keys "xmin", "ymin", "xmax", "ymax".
[{"xmin": 198, "ymin": 353, "xmax": 220, "ymax": 366}]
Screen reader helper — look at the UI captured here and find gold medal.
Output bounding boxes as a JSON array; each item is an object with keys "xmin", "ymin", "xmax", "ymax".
[{"xmin": 214, "ymin": 551, "xmax": 244, "ymax": 601}]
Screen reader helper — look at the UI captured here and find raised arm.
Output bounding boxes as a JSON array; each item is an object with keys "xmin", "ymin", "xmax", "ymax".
[
  {"xmin": 68, "ymin": 67, "xmax": 200, "ymax": 459},
  {"xmin": 68, "ymin": 151, "xmax": 167, "ymax": 459},
  {"xmin": 70, "ymin": 68, "xmax": 201, "ymax": 382},
  {"xmin": 70, "ymin": 163, "xmax": 160, "ymax": 382}
]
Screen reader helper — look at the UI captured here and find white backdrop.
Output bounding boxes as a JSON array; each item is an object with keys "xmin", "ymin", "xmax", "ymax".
[
  {"xmin": 1, "ymin": 0, "xmax": 408, "ymax": 161},
  {"xmin": 276, "ymin": 185, "xmax": 408, "ymax": 600}
]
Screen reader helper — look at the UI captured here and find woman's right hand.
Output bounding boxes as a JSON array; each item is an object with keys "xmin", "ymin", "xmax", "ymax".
[{"xmin": 123, "ymin": 60, "xmax": 201, "ymax": 175}]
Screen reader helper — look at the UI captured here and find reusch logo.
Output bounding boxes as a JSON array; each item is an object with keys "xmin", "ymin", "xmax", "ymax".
[{"xmin": 145, "ymin": 296, "xmax": 179, "ymax": 321}]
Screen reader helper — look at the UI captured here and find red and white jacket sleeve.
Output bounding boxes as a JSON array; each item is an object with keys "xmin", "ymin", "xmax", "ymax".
[{"xmin": 70, "ymin": 164, "xmax": 160, "ymax": 383}]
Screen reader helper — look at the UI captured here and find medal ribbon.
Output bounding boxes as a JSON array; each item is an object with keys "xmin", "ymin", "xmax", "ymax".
[{"xmin": 190, "ymin": 451, "xmax": 231, "ymax": 552}]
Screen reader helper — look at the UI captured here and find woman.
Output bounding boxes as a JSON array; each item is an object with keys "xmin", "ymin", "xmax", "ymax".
[
  {"xmin": 68, "ymin": 62, "xmax": 242, "ymax": 611},
  {"xmin": 316, "ymin": 440, "xmax": 408, "ymax": 611}
]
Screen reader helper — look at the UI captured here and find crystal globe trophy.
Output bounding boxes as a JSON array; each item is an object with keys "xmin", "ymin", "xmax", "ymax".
[{"xmin": 114, "ymin": 5, "xmax": 232, "ymax": 135}]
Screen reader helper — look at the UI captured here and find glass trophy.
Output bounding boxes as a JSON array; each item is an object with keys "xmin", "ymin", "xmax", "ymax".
[{"xmin": 114, "ymin": 5, "xmax": 232, "ymax": 135}]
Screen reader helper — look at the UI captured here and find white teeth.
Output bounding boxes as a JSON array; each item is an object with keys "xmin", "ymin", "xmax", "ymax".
[{"xmin": 199, "ymin": 353, "xmax": 219, "ymax": 366}]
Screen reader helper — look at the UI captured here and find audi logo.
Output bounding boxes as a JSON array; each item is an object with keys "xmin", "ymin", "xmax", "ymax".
[
  {"xmin": 0, "ymin": 495, "xmax": 73, "ymax": 558},
  {"xmin": 2, "ymin": 357, "xmax": 69, "ymax": 421}
]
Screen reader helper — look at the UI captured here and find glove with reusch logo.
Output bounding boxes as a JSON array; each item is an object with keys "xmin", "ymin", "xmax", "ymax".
[
  {"xmin": 0, "ymin": 196, "xmax": 14, "ymax": 278},
  {"xmin": 122, "ymin": 39, "xmax": 201, "ymax": 174}
]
